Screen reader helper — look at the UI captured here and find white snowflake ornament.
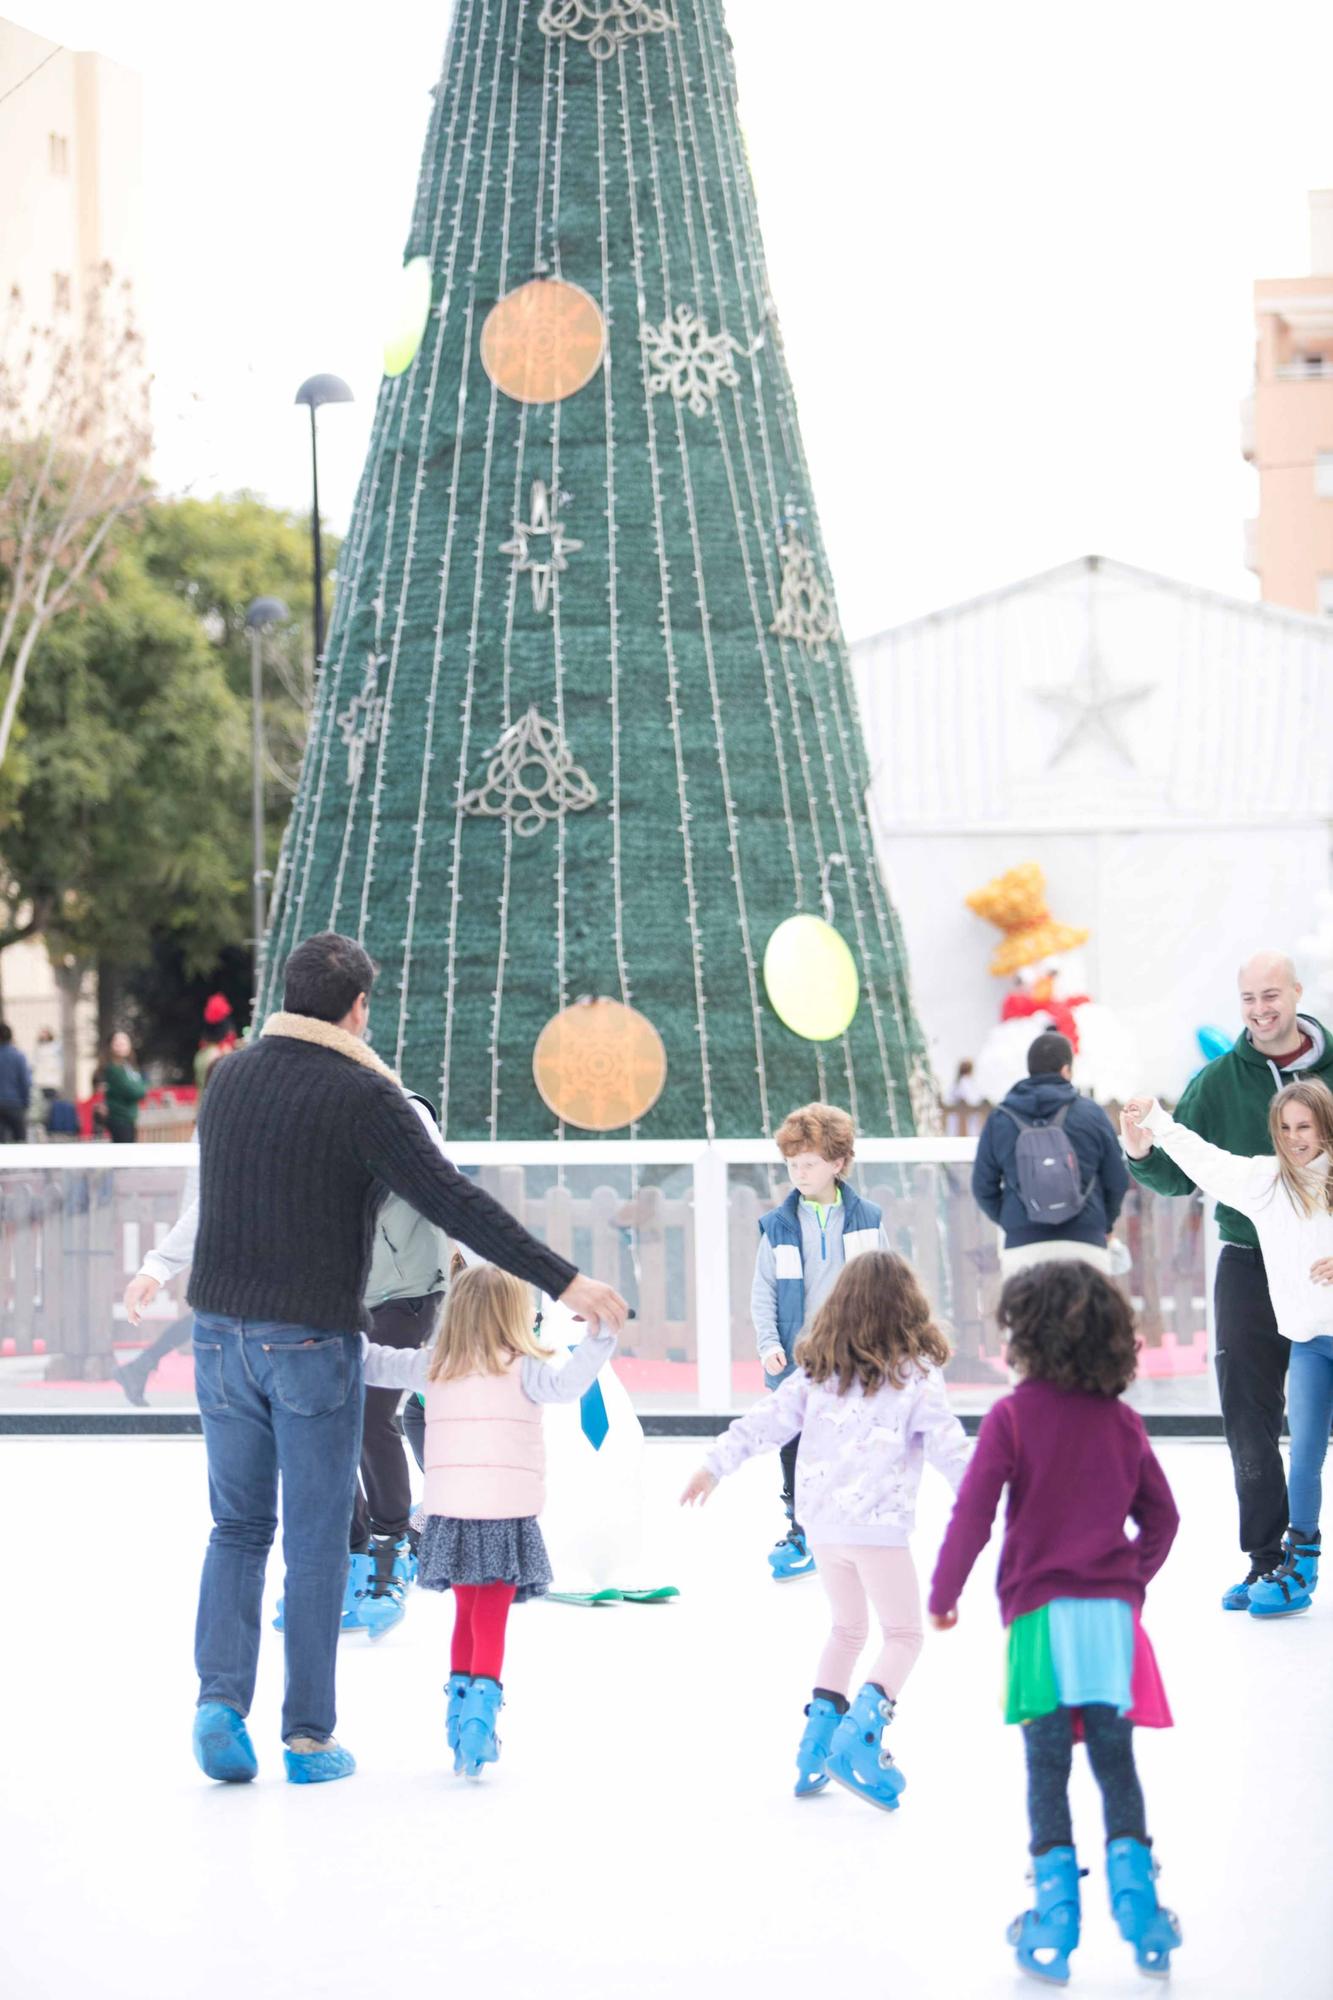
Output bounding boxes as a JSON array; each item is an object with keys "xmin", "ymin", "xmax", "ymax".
[{"xmin": 641, "ymin": 303, "xmax": 740, "ymax": 417}]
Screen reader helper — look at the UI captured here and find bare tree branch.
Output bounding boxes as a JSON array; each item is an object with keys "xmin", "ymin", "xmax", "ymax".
[{"xmin": 0, "ymin": 266, "xmax": 152, "ymax": 772}]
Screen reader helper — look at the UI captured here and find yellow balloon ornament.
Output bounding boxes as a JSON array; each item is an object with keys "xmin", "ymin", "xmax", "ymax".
[
  {"xmin": 383, "ymin": 257, "xmax": 433, "ymax": 378},
  {"xmin": 763, "ymin": 916, "xmax": 860, "ymax": 1041}
]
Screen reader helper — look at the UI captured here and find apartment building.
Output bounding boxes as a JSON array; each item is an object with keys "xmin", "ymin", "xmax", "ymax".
[{"xmin": 1242, "ymin": 191, "xmax": 1333, "ymax": 615}]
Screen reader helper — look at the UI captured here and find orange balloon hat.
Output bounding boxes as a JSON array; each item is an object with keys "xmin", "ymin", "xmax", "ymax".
[{"xmin": 965, "ymin": 863, "xmax": 1090, "ymax": 977}]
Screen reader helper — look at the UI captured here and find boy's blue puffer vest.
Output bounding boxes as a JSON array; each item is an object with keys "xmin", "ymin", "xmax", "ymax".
[{"xmin": 758, "ymin": 1181, "xmax": 883, "ymax": 1369}]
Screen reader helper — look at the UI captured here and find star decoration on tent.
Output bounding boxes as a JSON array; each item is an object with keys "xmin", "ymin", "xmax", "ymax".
[
  {"xmin": 641, "ymin": 304, "xmax": 740, "ymax": 417},
  {"xmin": 770, "ymin": 531, "xmax": 840, "ymax": 660},
  {"xmin": 500, "ymin": 480, "xmax": 584, "ymax": 613},
  {"xmin": 538, "ymin": 2, "xmax": 676, "ymax": 62},
  {"xmin": 461, "ymin": 706, "xmax": 599, "ymax": 837},
  {"xmin": 1035, "ymin": 645, "xmax": 1152, "ymax": 768},
  {"xmin": 336, "ymin": 652, "xmax": 388, "ymax": 785}
]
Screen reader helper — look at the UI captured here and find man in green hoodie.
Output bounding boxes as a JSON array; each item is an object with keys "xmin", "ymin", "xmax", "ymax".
[{"xmin": 1126, "ymin": 951, "xmax": 1333, "ymax": 1609}]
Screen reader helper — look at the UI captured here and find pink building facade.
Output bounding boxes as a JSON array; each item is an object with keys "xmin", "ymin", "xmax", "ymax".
[{"xmin": 1243, "ymin": 191, "xmax": 1333, "ymax": 615}]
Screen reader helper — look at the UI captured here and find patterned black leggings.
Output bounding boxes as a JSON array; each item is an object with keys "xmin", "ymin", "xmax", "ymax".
[{"xmin": 1023, "ymin": 1705, "xmax": 1149, "ymax": 1855}]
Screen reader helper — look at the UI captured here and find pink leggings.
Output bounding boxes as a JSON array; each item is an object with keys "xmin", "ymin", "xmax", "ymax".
[{"xmin": 810, "ymin": 1543, "xmax": 924, "ymax": 1700}]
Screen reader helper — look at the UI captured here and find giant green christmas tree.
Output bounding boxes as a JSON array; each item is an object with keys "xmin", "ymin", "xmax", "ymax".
[{"xmin": 260, "ymin": 0, "xmax": 930, "ymax": 1139}]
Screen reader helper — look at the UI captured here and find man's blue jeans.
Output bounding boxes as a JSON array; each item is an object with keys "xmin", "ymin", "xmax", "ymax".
[
  {"xmin": 1286, "ymin": 1334, "xmax": 1333, "ymax": 1535},
  {"xmin": 193, "ymin": 1314, "xmax": 363, "ymax": 1743}
]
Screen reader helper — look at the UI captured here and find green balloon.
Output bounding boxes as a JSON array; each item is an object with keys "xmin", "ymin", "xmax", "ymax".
[
  {"xmin": 383, "ymin": 257, "xmax": 433, "ymax": 378},
  {"xmin": 763, "ymin": 916, "xmax": 860, "ymax": 1041}
]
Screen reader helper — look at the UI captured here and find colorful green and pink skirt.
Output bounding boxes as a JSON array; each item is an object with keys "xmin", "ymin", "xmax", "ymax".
[{"xmin": 1004, "ymin": 1597, "xmax": 1172, "ymax": 1729}]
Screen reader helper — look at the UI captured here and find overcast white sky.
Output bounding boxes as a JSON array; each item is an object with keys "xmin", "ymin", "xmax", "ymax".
[{"xmin": 9, "ymin": 0, "xmax": 1333, "ymax": 635}]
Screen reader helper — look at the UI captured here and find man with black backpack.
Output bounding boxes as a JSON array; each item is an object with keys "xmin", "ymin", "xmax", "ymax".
[{"xmin": 972, "ymin": 1031, "xmax": 1128, "ymax": 1276}]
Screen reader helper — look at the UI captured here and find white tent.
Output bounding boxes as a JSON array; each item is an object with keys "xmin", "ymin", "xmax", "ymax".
[{"xmin": 851, "ymin": 556, "xmax": 1333, "ymax": 1100}]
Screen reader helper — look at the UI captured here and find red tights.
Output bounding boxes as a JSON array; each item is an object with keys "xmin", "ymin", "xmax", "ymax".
[{"xmin": 450, "ymin": 1582, "xmax": 516, "ymax": 1681}]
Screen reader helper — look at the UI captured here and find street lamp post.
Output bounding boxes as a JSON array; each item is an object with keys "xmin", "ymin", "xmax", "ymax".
[
  {"xmin": 244, "ymin": 597, "xmax": 289, "ymax": 982},
  {"xmin": 294, "ymin": 373, "xmax": 353, "ymax": 667}
]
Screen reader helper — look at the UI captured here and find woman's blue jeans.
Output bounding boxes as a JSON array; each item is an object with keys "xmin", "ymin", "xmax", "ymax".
[
  {"xmin": 192, "ymin": 1314, "xmax": 363, "ymax": 1744},
  {"xmin": 1286, "ymin": 1335, "xmax": 1333, "ymax": 1536}
]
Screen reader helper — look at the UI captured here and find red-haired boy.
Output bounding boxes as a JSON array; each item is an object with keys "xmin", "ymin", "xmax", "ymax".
[{"xmin": 752, "ymin": 1103, "xmax": 889, "ymax": 1579}]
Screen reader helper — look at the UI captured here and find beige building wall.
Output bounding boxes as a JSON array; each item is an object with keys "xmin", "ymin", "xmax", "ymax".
[
  {"xmin": 0, "ymin": 22, "xmax": 145, "ymax": 1096},
  {"xmin": 0, "ymin": 21, "xmax": 145, "ymax": 328},
  {"xmin": 1242, "ymin": 191, "xmax": 1333, "ymax": 616}
]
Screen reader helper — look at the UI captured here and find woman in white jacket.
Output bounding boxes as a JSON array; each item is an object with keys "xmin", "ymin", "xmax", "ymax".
[{"xmin": 1121, "ymin": 1079, "xmax": 1333, "ymax": 1618}]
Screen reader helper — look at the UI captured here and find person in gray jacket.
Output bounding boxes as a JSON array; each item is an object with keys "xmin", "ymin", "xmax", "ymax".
[{"xmin": 122, "ymin": 1090, "xmax": 455, "ymax": 1636}]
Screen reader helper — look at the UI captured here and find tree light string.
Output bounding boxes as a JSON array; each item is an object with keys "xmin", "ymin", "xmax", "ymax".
[
  {"xmin": 394, "ymin": 1, "xmax": 498, "ymax": 1076},
  {"xmin": 440, "ymin": 0, "xmax": 523, "ymax": 1126},
  {"xmin": 636, "ymin": 30, "xmax": 772, "ymax": 1134},
  {"xmin": 694, "ymin": 3, "xmax": 920, "ymax": 1120},
  {"xmin": 617, "ymin": 38, "xmax": 715, "ymax": 1137}
]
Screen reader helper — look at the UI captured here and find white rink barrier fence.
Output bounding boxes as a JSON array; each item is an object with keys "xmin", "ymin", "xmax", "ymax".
[{"xmin": 0, "ymin": 1139, "xmax": 1220, "ymax": 1423}]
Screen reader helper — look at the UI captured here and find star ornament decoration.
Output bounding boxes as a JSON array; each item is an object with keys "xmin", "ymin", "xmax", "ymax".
[
  {"xmin": 500, "ymin": 479, "xmax": 583, "ymax": 613},
  {"xmin": 1035, "ymin": 646, "xmax": 1152, "ymax": 769}
]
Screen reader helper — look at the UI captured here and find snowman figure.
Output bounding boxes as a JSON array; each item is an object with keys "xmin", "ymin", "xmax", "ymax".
[
  {"xmin": 963, "ymin": 863, "xmax": 1139, "ymax": 1106},
  {"xmin": 535, "ymin": 1291, "xmax": 678, "ymax": 1607}
]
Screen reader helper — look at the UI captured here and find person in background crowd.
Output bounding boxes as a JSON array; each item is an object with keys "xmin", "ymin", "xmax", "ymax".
[
  {"xmin": 99, "ymin": 1031, "xmax": 148, "ymax": 1143},
  {"xmin": 194, "ymin": 994, "xmax": 238, "ymax": 1095},
  {"xmin": 0, "ymin": 1022, "xmax": 32, "ymax": 1143},
  {"xmin": 972, "ymin": 1031, "xmax": 1128, "ymax": 1278},
  {"xmin": 33, "ymin": 1026, "xmax": 62, "ymax": 1110}
]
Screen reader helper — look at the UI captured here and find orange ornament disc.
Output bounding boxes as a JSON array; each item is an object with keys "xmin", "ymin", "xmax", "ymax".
[
  {"xmin": 480, "ymin": 278, "xmax": 606, "ymax": 404},
  {"xmin": 532, "ymin": 998, "xmax": 667, "ymax": 1130}
]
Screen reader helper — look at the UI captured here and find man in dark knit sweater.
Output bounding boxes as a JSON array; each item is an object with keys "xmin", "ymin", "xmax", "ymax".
[{"xmin": 189, "ymin": 932, "xmax": 626, "ymax": 1788}]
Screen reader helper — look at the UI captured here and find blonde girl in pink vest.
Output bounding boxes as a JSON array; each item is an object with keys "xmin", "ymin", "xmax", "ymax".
[{"xmin": 363, "ymin": 1258, "xmax": 615, "ymax": 1777}]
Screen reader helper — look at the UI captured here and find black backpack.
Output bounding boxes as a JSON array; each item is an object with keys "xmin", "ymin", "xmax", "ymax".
[{"xmin": 997, "ymin": 1101, "xmax": 1095, "ymax": 1225}]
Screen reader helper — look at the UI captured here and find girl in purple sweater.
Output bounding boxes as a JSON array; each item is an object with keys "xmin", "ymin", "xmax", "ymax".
[
  {"xmin": 929, "ymin": 1260, "xmax": 1181, "ymax": 1984},
  {"xmin": 682, "ymin": 1253, "xmax": 970, "ymax": 1810}
]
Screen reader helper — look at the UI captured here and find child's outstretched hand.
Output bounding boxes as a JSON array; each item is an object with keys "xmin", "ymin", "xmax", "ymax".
[
  {"xmin": 930, "ymin": 1608, "xmax": 958, "ymax": 1631},
  {"xmin": 1311, "ymin": 1258, "xmax": 1333, "ymax": 1286},
  {"xmin": 680, "ymin": 1467, "xmax": 718, "ymax": 1507}
]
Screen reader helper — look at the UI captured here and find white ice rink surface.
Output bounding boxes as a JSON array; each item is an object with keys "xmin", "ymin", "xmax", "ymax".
[{"xmin": 4, "ymin": 1436, "xmax": 1331, "ymax": 2000}]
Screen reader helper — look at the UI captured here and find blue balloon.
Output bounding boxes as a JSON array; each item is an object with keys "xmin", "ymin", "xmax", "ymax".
[{"xmin": 1195, "ymin": 1025, "xmax": 1231, "ymax": 1064}]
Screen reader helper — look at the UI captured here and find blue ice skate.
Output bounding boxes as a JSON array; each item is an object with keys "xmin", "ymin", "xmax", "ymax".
[
  {"xmin": 272, "ymin": 1552, "xmax": 364, "ymax": 1634},
  {"xmin": 1221, "ymin": 1563, "xmax": 1266, "ymax": 1611},
  {"xmin": 192, "ymin": 1701, "xmax": 258, "ymax": 1784},
  {"xmin": 794, "ymin": 1696, "xmax": 841, "ymax": 1797},
  {"xmin": 1008, "ymin": 1846, "xmax": 1083, "ymax": 1985},
  {"xmin": 825, "ymin": 1682, "xmax": 906, "ymax": 1812},
  {"xmin": 343, "ymin": 1542, "xmax": 407, "ymax": 1641},
  {"xmin": 456, "ymin": 1675, "xmax": 503, "ymax": 1780},
  {"xmin": 1105, "ymin": 1837, "xmax": 1181, "ymax": 1978},
  {"xmin": 767, "ymin": 1528, "xmax": 816, "ymax": 1581},
  {"xmin": 446, "ymin": 1671, "xmax": 471, "ymax": 1770},
  {"xmin": 340, "ymin": 1551, "xmax": 370, "ymax": 1630},
  {"xmin": 1248, "ymin": 1531, "xmax": 1320, "ymax": 1618},
  {"xmin": 283, "ymin": 1738, "xmax": 357, "ymax": 1784}
]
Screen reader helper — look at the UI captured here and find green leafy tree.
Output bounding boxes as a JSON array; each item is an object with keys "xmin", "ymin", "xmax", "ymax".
[
  {"xmin": 0, "ymin": 493, "xmax": 332, "ymax": 1075},
  {"xmin": 0, "ymin": 533, "xmax": 249, "ymax": 972},
  {"xmin": 138, "ymin": 495, "xmax": 331, "ymax": 802}
]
